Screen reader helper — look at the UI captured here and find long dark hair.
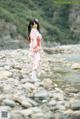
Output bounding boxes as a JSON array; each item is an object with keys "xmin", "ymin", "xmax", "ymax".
[{"xmin": 28, "ymin": 19, "xmax": 40, "ymax": 42}]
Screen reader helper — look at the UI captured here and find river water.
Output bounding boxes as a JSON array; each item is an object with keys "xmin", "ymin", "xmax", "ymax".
[{"xmin": 47, "ymin": 45, "xmax": 80, "ymax": 90}]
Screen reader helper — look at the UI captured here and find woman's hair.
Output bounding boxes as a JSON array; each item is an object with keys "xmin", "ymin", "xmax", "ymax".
[{"xmin": 28, "ymin": 19, "xmax": 40, "ymax": 42}]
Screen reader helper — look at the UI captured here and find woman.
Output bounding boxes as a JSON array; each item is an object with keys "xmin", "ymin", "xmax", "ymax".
[{"xmin": 28, "ymin": 19, "xmax": 42, "ymax": 82}]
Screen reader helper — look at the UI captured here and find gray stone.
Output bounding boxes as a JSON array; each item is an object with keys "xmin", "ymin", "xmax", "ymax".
[
  {"xmin": 48, "ymin": 99, "xmax": 57, "ymax": 106},
  {"xmin": 3, "ymin": 99, "xmax": 16, "ymax": 107},
  {"xmin": 18, "ymin": 107, "xmax": 42, "ymax": 117},
  {"xmin": 71, "ymin": 63, "xmax": 80, "ymax": 70},
  {"xmin": 20, "ymin": 100, "xmax": 32, "ymax": 108},
  {"xmin": 25, "ymin": 98, "xmax": 38, "ymax": 106},
  {"xmin": 70, "ymin": 99, "xmax": 80, "ymax": 110},
  {"xmin": 54, "ymin": 112, "xmax": 66, "ymax": 119},
  {"xmin": 12, "ymin": 95, "xmax": 32, "ymax": 108},
  {"xmin": 34, "ymin": 90, "xmax": 48, "ymax": 99},
  {"xmin": 53, "ymin": 92, "xmax": 64, "ymax": 101},
  {"xmin": 11, "ymin": 111, "xmax": 26, "ymax": 119},
  {"xmin": 56, "ymin": 104, "xmax": 66, "ymax": 111},
  {"xmin": 64, "ymin": 110, "xmax": 80, "ymax": 119},
  {"xmin": 0, "ymin": 70, "xmax": 12, "ymax": 79},
  {"xmin": 31, "ymin": 112, "xmax": 46, "ymax": 119}
]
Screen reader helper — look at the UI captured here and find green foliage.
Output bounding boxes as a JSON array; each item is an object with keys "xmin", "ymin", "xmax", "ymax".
[{"xmin": 0, "ymin": 0, "xmax": 79, "ymax": 44}]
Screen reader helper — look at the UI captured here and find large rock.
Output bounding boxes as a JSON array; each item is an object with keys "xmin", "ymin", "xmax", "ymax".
[
  {"xmin": 11, "ymin": 111, "xmax": 26, "ymax": 119},
  {"xmin": 69, "ymin": 98, "xmax": 80, "ymax": 110},
  {"xmin": 42, "ymin": 78, "xmax": 54, "ymax": 89},
  {"xmin": 12, "ymin": 95, "xmax": 32, "ymax": 108},
  {"xmin": 3, "ymin": 99, "xmax": 16, "ymax": 107},
  {"xmin": 13, "ymin": 107, "xmax": 42, "ymax": 118},
  {"xmin": 64, "ymin": 110, "xmax": 80, "ymax": 119},
  {"xmin": 0, "ymin": 71, "xmax": 12, "ymax": 79},
  {"xmin": 71, "ymin": 63, "xmax": 80, "ymax": 70}
]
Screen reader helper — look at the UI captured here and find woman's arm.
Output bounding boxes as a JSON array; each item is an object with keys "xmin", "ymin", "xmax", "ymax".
[{"xmin": 33, "ymin": 36, "xmax": 41, "ymax": 52}]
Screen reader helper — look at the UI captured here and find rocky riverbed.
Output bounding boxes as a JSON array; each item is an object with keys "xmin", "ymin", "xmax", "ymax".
[{"xmin": 0, "ymin": 45, "xmax": 80, "ymax": 119}]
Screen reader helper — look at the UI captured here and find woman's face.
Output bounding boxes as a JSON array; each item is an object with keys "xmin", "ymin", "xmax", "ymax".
[{"xmin": 32, "ymin": 22, "xmax": 38, "ymax": 28}]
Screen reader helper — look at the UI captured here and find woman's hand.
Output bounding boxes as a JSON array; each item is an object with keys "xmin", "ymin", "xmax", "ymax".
[{"xmin": 33, "ymin": 46, "xmax": 40, "ymax": 53}]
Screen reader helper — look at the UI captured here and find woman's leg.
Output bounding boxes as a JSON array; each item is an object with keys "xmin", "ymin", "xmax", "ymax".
[{"xmin": 31, "ymin": 53, "xmax": 40, "ymax": 81}]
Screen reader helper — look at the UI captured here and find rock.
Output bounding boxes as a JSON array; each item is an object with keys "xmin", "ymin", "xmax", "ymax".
[
  {"xmin": 4, "ymin": 65, "xmax": 10, "ymax": 70},
  {"xmin": 64, "ymin": 110, "xmax": 80, "ymax": 119},
  {"xmin": 0, "ymin": 86, "xmax": 4, "ymax": 93},
  {"xmin": 53, "ymin": 112, "xmax": 65, "ymax": 119},
  {"xmin": 43, "ymin": 47, "xmax": 54, "ymax": 54},
  {"xmin": 31, "ymin": 112, "xmax": 46, "ymax": 119},
  {"xmin": 45, "ymin": 111, "xmax": 54, "ymax": 119},
  {"xmin": 18, "ymin": 107, "xmax": 42, "ymax": 117},
  {"xmin": 3, "ymin": 99, "xmax": 16, "ymax": 107},
  {"xmin": 13, "ymin": 95, "xmax": 32, "ymax": 108},
  {"xmin": 19, "ymin": 100, "xmax": 32, "ymax": 108},
  {"xmin": 11, "ymin": 65, "xmax": 22, "ymax": 70},
  {"xmin": 34, "ymin": 89, "xmax": 48, "ymax": 99},
  {"xmin": 22, "ymin": 82, "xmax": 37, "ymax": 91},
  {"xmin": 11, "ymin": 111, "xmax": 26, "ymax": 119},
  {"xmin": 64, "ymin": 87, "xmax": 79, "ymax": 93},
  {"xmin": 25, "ymin": 98, "xmax": 38, "ymax": 106},
  {"xmin": 0, "ymin": 95, "xmax": 4, "ymax": 103},
  {"xmin": 40, "ymin": 104, "xmax": 50, "ymax": 113},
  {"xmin": 53, "ymin": 92, "xmax": 64, "ymax": 101},
  {"xmin": 0, "ymin": 71, "xmax": 12, "ymax": 79},
  {"xmin": 42, "ymin": 78, "xmax": 54, "ymax": 89},
  {"xmin": 56, "ymin": 104, "xmax": 66, "ymax": 111},
  {"xmin": 21, "ymin": 78, "xmax": 29, "ymax": 84},
  {"xmin": 48, "ymin": 99, "xmax": 56, "ymax": 106},
  {"xmin": 0, "ymin": 106, "xmax": 11, "ymax": 111},
  {"xmin": 71, "ymin": 63, "xmax": 80, "ymax": 70},
  {"xmin": 69, "ymin": 98, "xmax": 80, "ymax": 110},
  {"xmin": 3, "ymin": 85, "xmax": 13, "ymax": 94}
]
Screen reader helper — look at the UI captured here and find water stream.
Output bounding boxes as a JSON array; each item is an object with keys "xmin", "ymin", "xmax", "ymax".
[{"xmin": 47, "ymin": 45, "xmax": 80, "ymax": 90}]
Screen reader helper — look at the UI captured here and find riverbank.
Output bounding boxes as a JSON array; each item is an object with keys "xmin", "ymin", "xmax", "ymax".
[{"xmin": 0, "ymin": 46, "xmax": 80, "ymax": 119}]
